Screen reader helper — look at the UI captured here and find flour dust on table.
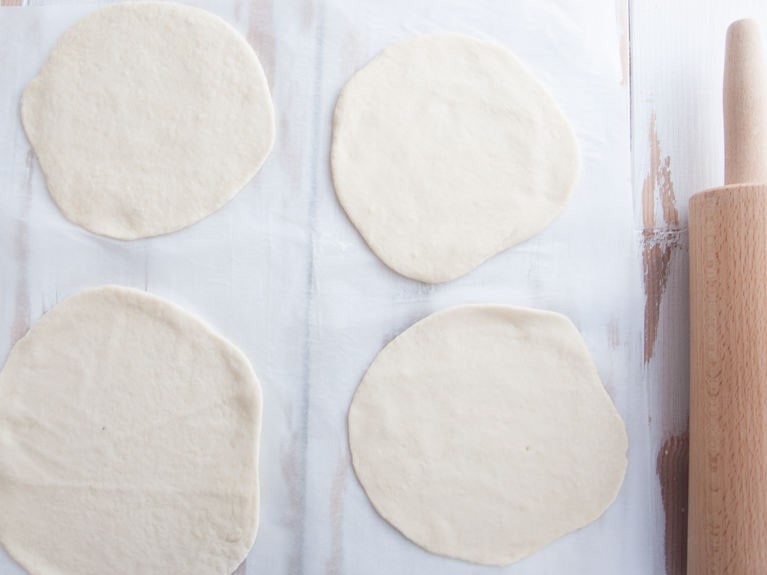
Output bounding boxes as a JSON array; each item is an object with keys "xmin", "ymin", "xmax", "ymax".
[
  {"xmin": 348, "ymin": 305, "xmax": 627, "ymax": 566},
  {"xmin": 21, "ymin": 2, "xmax": 275, "ymax": 240},
  {"xmin": 331, "ymin": 33, "xmax": 580, "ymax": 283},
  {"xmin": 0, "ymin": 286, "xmax": 262, "ymax": 575}
]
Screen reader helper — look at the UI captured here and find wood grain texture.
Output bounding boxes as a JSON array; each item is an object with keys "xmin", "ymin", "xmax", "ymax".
[
  {"xmin": 658, "ymin": 430, "xmax": 689, "ymax": 575},
  {"xmin": 637, "ymin": 101, "xmax": 687, "ymax": 575},
  {"xmin": 616, "ymin": 0, "xmax": 629, "ymax": 87},
  {"xmin": 642, "ymin": 112, "xmax": 681, "ymax": 365},
  {"xmin": 636, "ymin": 104, "xmax": 688, "ymax": 574},
  {"xmin": 632, "ymin": 4, "xmax": 767, "ymax": 573},
  {"xmin": 724, "ymin": 20, "xmax": 767, "ymax": 185},
  {"xmin": 689, "ymin": 184, "xmax": 767, "ymax": 575}
]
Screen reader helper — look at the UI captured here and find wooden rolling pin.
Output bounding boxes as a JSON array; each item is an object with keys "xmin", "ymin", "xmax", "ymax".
[{"xmin": 688, "ymin": 19, "xmax": 767, "ymax": 575}]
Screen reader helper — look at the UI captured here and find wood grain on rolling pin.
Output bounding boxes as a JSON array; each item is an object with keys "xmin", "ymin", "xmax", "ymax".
[
  {"xmin": 688, "ymin": 21, "xmax": 767, "ymax": 574},
  {"xmin": 689, "ymin": 185, "xmax": 767, "ymax": 574}
]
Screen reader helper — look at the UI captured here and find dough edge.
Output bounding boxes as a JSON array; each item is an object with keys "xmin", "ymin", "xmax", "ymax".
[
  {"xmin": 347, "ymin": 304, "xmax": 627, "ymax": 566},
  {"xmin": 331, "ymin": 33, "xmax": 581, "ymax": 283},
  {"xmin": 20, "ymin": 2, "xmax": 276, "ymax": 240},
  {"xmin": 0, "ymin": 284, "xmax": 263, "ymax": 575}
]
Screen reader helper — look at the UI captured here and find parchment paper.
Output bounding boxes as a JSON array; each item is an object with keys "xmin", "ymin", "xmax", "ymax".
[{"xmin": 0, "ymin": 1, "xmax": 653, "ymax": 573}]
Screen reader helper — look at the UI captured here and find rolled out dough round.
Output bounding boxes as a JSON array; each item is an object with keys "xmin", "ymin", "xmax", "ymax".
[
  {"xmin": 348, "ymin": 306, "xmax": 627, "ymax": 566},
  {"xmin": 0, "ymin": 286, "xmax": 261, "ymax": 575},
  {"xmin": 21, "ymin": 3, "xmax": 275, "ymax": 240},
  {"xmin": 331, "ymin": 34, "xmax": 580, "ymax": 283}
]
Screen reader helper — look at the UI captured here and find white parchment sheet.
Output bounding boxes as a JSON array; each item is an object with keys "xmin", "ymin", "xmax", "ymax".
[{"xmin": 0, "ymin": 1, "xmax": 654, "ymax": 573}]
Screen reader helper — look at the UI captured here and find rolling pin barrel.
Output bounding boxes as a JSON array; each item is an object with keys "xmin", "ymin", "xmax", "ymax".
[
  {"xmin": 689, "ymin": 184, "xmax": 767, "ymax": 574},
  {"xmin": 688, "ymin": 19, "xmax": 767, "ymax": 575}
]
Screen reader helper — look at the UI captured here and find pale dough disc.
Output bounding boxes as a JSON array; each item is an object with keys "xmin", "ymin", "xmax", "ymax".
[
  {"xmin": 0, "ymin": 286, "xmax": 261, "ymax": 575},
  {"xmin": 21, "ymin": 3, "xmax": 275, "ymax": 240},
  {"xmin": 348, "ymin": 306, "xmax": 627, "ymax": 566},
  {"xmin": 331, "ymin": 34, "xmax": 580, "ymax": 283}
]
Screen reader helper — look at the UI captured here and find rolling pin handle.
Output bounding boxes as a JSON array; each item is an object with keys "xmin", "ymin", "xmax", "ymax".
[{"xmin": 724, "ymin": 19, "xmax": 767, "ymax": 185}]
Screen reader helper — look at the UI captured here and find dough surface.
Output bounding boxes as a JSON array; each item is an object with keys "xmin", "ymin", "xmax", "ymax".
[
  {"xmin": 0, "ymin": 286, "xmax": 261, "ymax": 575},
  {"xmin": 348, "ymin": 306, "xmax": 627, "ymax": 566},
  {"xmin": 332, "ymin": 34, "xmax": 580, "ymax": 283},
  {"xmin": 21, "ymin": 3, "xmax": 274, "ymax": 240}
]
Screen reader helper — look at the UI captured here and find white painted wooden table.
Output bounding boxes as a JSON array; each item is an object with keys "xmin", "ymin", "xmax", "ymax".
[{"xmin": 1, "ymin": 1, "xmax": 765, "ymax": 574}]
